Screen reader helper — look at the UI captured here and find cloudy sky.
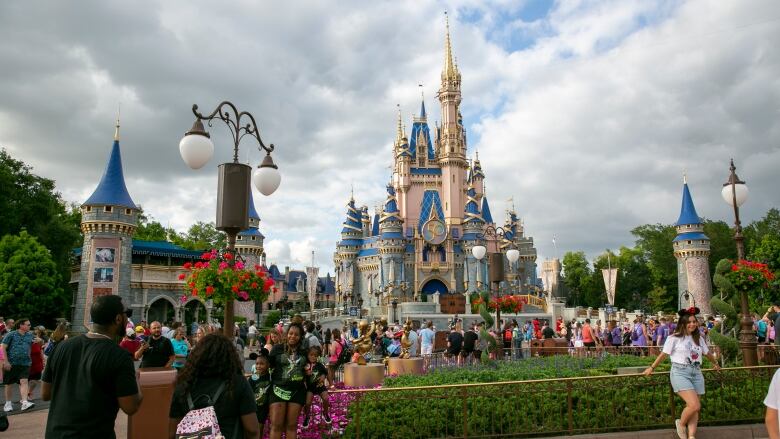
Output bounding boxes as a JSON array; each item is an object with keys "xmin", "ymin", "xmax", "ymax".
[{"xmin": 1, "ymin": 0, "xmax": 778, "ymax": 274}]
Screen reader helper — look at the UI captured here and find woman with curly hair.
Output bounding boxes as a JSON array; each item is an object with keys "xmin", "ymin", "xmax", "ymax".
[
  {"xmin": 168, "ymin": 333, "xmax": 259, "ymax": 439},
  {"xmin": 268, "ymin": 322, "xmax": 307, "ymax": 439},
  {"xmin": 643, "ymin": 307, "xmax": 721, "ymax": 439}
]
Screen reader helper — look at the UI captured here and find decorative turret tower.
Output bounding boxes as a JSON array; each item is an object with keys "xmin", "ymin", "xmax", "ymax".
[
  {"xmin": 379, "ymin": 185, "xmax": 406, "ymax": 298},
  {"xmin": 235, "ymin": 189, "xmax": 265, "ymax": 267},
  {"xmin": 462, "ymin": 184, "xmax": 485, "ymax": 292},
  {"xmin": 471, "ymin": 152, "xmax": 485, "ymax": 198},
  {"xmin": 75, "ymin": 120, "xmax": 138, "ymax": 331},
  {"xmin": 437, "ymin": 15, "xmax": 468, "ymax": 231},
  {"xmin": 334, "ymin": 197, "xmax": 362, "ymax": 309},
  {"xmin": 673, "ymin": 177, "xmax": 712, "ymax": 314}
]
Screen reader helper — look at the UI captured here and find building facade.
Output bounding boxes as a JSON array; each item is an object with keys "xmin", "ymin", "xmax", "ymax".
[{"xmin": 333, "ymin": 22, "xmax": 538, "ymax": 315}]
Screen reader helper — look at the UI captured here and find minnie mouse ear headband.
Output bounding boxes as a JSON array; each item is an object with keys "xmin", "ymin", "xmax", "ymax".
[{"xmin": 678, "ymin": 307, "xmax": 700, "ymax": 317}]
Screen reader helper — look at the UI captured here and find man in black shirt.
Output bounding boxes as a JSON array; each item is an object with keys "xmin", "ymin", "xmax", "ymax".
[
  {"xmin": 135, "ymin": 321, "xmax": 174, "ymax": 368},
  {"xmin": 542, "ymin": 322, "xmax": 556, "ymax": 339},
  {"xmin": 462, "ymin": 324, "xmax": 478, "ymax": 364},
  {"xmin": 42, "ymin": 295, "xmax": 142, "ymax": 438}
]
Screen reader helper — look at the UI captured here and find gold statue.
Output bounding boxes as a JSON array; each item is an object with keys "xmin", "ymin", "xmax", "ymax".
[
  {"xmin": 399, "ymin": 318, "xmax": 413, "ymax": 359},
  {"xmin": 352, "ymin": 320, "xmax": 374, "ymax": 365}
]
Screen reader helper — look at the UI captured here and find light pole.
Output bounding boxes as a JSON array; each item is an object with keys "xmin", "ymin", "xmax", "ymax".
[
  {"xmin": 179, "ymin": 101, "xmax": 281, "ymax": 339},
  {"xmin": 722, "ymin": 159, "xmax": 757, "ymax": 366},
  {"xmin": 471, "ymin": 227, "xmax": 520, "ymax": 331},
  {"xmin": 391, "ymin": 298, "xmax": 399, "ymax": 323}
]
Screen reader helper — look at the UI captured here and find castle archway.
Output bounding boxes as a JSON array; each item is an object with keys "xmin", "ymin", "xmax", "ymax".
[
  {"xmin": 147, "ymin": 295, "xmax": 177, "ymax": 324},
  {"xmin": 421, "ymin": 278, "xmax": 450, "ymax": 295}
]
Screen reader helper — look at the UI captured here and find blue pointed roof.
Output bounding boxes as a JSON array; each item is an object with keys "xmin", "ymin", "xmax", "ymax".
[
  {"xmin": 418, "ymin": 190, "xmax": 445, "ymax": 232},
  {"xmin": 420, "ymin": 100, "xmax": 426, "ymax": 118},
  {"xmin": 380, "ymin": 185, "xmax": 402, "ymax": 223},
  {"xmin": 248, "ymin": 189, "xmax": 260, "ymax": 220},
  {"xmin": 481, "ymin": 196, "xmax": 494, "ymax": 224},
  {"xmin": 84, "ymin": 140, "xmax": 136, "ymax": 209},
  {"xmin": 409, "ymin": 121, "xmax": 434, "ymax": 160},
  {"xmin": 464, "ymin": 187, "xmax": 484, "ymax": 224},
  {"xmin": 676, "ymin": 183, "xmax": 701, "ymax": 226},
  {"xmin": 341, "ymin": 198, "xmax": 362, "ymax": 233}
]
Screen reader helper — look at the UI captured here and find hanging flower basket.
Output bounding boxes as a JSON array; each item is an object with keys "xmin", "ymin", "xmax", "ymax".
[
  {"xmin": 727, "ymin": 259, "xmax": 775, "ymax": 295},
  {"xmin": 179, "ymin": 249, "xmax": 274, "ymax": 305}
]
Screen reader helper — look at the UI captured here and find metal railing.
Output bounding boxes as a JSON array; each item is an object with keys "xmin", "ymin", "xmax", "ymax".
[{"xmin": 327, "ymin": 365, "xmax": 777, "ymax": 438}]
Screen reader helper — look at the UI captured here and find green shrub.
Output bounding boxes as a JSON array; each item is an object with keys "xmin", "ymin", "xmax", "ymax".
[{"xmin": 263, "ymin": 310, "xmax": 281, "ymax": 327}]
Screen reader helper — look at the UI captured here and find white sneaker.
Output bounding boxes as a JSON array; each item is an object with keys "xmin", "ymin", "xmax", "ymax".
[
  {"xmin": 3, "ymin": 401, "xmax": 12, "ymax": 412},
  {"xmin": 20, "ymin": 400, "xmax": 34, "ymax": 411},
  {"xmin": 675, "ymin": 419, "xmax": 686, "ymax": 439}
]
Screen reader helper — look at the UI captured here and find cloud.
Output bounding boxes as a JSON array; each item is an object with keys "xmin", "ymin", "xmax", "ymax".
[{"xmin": 0, "ymin": 0, "xmax": 778, "ymax": 276}]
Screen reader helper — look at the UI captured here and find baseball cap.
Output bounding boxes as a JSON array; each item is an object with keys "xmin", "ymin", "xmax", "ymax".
[{"xmin": 135, "ymin": 325, "xmax": 144, "ymax": 333}]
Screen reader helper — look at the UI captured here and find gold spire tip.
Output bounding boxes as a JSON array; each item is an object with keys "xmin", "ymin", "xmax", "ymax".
[
  {"xmin": 114, "ymin": 104, "xmax": 121, "ymax": 141},
  {"xmin": 683, "ymin": 169, "xmax": 687, "ymax": 184}
]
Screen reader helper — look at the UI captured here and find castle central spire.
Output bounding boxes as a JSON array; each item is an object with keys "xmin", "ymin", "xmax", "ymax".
[{"xmin": 442, "ymin": 12, "xmax": 460, "ymax": 83}]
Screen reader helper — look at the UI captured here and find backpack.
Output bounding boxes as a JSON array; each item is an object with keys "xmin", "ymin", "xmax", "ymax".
[
  {"xmin": 631, "ymin": 325, "xmax": 640, "ymax": 341},
  {"xmin": 336, "ymin": 340, "xmax": 353, "ymax": 366},
  {"xmin": 43, "ymin": 340, "xmax": 57, "ymax": 357},
  {"xmin": 503, "ymin": 329, "xmax": 513, "ymax": 343},
  {"xmin": 175, "ymin": 381, "xmax": 227, "ymax": 439}
]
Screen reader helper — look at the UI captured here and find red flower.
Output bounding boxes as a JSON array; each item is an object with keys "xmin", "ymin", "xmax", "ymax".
[
  {"xmin": 251, "ymin": 282, "xmax": 258, "ymax": 289},
  {"xmin": 224, "ymin": 252, "xmax": 233, "ymax": 260},
  {"xmin": 205, "ymin": 286, "xmax": 214, "ymax": 295},
  {"xmin": 231, "ymin": 285, "xmax": 239, "ymax": 293},
  {"xmin": 201, "ymin": 252, "xmax": 212, "ymax": 260},
  {"xmin": 264, "ymin": 278, "xmax": 275, "ymax": 289},
  {"xmin": 178, "ymin": 273, "xmax": 186, "ymax": 280},
  {"xmin": 183, "ymin": 262, "xmax": 192, "ymax": 269}
]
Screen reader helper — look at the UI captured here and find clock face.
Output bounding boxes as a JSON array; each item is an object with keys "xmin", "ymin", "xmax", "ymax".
[{"xmin": 422, "ymin": 219, "xmax": 447, "ymax": 245}]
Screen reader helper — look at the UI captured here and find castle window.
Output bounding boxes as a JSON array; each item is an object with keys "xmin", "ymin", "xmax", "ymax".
[
  {"xmin": 85, "ymin": 206, "xmax": 92, "ymax": 212},
  {"xmin": 104, "ymin": 206, "xmax": 112, "ymax": 213},
  {"xmin": 125, "ymin": 208, "xmax": 132, "ymax": 215},
  {"xmin": 687, "ymin": 240, "xmax": 692, "ymax": 245},
  {"xmin": 237, "ymin": 236, "xmax": 242, "ymax": 240},
  {"xmin": 251, "ymin": 236, "xmax": 256, "ymax": 241},
  {"xmin": 700, "ymin": 240, "xmax": 706, "ymax": 244}
]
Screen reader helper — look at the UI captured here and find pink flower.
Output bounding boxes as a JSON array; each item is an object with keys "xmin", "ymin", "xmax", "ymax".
[
  {"xmin": 180, "ymin": 295, "xmax": 188, "ymax": 303},
  {"xmin": 219, "ymin": 262, "xmax": 229, "ymax": 270},
  {"xmin": 238, "ymin": 291, "xmax": 249, "ymax": 300},
  {"xmin": 235, "ymin": 261, "xmax": 244, "ymax": 269}
]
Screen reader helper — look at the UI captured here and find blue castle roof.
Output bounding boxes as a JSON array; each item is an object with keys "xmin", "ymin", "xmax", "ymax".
[
  {"xmin": 418, "ymin": 190, "xmax": 445, "ymax": 232},
  {"xmin": 481, "ymin": 196, "xmax": 494, "ymax": 224},
  {"xmin": 676, "ymin": 183, "xmax": 701, "ymax": 226},
  {"xmin": 464, "ymin": 187, "xmax": 484, "ymax": 224},
  {"xmin": 341, "ymin": 198, "xmax": 362, "ymax": 233},
  {"xmin": 420, "ymin": 100, "xmax": 427, "ymax": 118},
  {"xmin": 409, "ymin": 103, "xmax": 434, "ymax": 160},
  {"xmin": 673, "ymin": 232, "xmax": 709, "ymax": 242},
  {"xmin": 84, "ymin": 140, "xmax": 137, "ymax": 209},
  {"xmin": 248, "ymin": 189, "xmax": 260, "ymax": 220}
]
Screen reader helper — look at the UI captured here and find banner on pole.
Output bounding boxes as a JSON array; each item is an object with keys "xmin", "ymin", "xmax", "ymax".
[
  {"xmin": 602, "ymin": 268, "xmax": 618, "ymax": 306},
  {"xmin": 306, "ymin": 266, "xmax": 319, "ymax": 312}
]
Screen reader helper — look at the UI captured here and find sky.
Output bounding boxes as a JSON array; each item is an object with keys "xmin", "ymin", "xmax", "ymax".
[{"xmin": 1, "ymin": 0, "xmax": 778, "ymax": 275}]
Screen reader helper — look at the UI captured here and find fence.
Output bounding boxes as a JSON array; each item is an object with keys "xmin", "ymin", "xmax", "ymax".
[{"xmin": 329, "ymin": 365, "xmax": 777, "ymax": 438}]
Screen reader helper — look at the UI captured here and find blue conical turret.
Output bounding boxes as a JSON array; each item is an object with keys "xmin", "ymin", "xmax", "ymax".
[
  {"xmin": 676, "ymin": 182, "xmax": 701, "ymax": 226},
  {"xmin": 481, "ymin": 196, "xmax": 494, "ymax": 224},
  {"xmin": 463, "ymin": 186, "xmax": 483, "ymax": 224},
  {"xmin": 83, "ymin": 137, "xmax": 136, "ymax": 209},
  {"xmin": 341, "ymin": 198, "xmax": 362, "ymax": 235}
]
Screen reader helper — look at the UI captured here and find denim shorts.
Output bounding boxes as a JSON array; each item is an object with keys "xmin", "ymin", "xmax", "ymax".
[{"xmin": 670, "ymin": 363, "xmax": 705, "ymax": 395}]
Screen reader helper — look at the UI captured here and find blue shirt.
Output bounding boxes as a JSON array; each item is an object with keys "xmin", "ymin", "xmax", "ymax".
[
  {"xmin": 2, "ymin": 331, "xmax": 34, "ymax": 366},
  {"xmin": 170, "ymin": 338, "xmax": 189, "ymax": 369},
  {"xmin": 420, "ymin": 328, "xmax": 435, "ymax": 347}
]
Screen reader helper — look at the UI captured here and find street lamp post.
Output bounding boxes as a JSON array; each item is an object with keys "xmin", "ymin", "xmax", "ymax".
[
  {"xmin": 358, "ymin": 297, "xmax": 364, "ymax": 318},
  {"xmin": 178, "ymin": 101, "xmax": 281, "ymax": 339},
  {"xmin": 722, "ymin": 159, "xmax": 757, "ymax": 366},
  {"xmin": 470, "ymin": 226, "xmax": 520, "ymax": 331},
  {"xmin": 391, "ymin": 298, "xmax": 398, "ymax": 323}
]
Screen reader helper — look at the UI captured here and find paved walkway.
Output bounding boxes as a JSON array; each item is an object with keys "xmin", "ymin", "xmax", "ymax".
[{"xmin": 5, "ymin": 409, "xmax": 127, "ymax": 437}]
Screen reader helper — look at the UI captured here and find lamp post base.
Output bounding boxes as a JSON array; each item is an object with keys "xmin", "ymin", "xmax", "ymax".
[{"xmin": 739, "ymin": 327, "xmax": 758, "ymax": 366}]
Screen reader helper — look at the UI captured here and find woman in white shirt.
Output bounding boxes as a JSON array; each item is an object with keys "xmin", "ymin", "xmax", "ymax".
[{"xmin": 643, "ymin": 307, "xmax": 720, "ymax": 439}]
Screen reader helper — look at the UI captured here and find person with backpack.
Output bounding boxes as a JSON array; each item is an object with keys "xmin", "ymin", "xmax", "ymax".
[
  {"xmin": 512, "ymin": 320, "xmax": 524, "ymax": 359},
  {"xmin": 631, "ymin": 316, "xmax": 649, "ymax": 355},
  {"xmin": 502, "ymin": 323, "xmax": 513, "ymax": 359},
  {"xmin": 169, "ymin": 333, "xmax": 259, "ymax": 439}
]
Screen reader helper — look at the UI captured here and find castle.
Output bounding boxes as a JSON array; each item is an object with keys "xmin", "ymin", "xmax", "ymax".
[
  {"xmin": 332, "ymin": 21, "xmax": 539, "ymax": 316},
  {"xmin": 673, "ymin": 177, "xmax": 713, "ymax": 314}
]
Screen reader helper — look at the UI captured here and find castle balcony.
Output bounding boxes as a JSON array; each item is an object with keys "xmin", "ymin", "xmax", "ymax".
[
  {"xmin": 130, "ymin": 264, "xmax": 188, "ymax": 287},
  {"xmin": 419, "ymin": 261, "xmax": 451, "ymax": 273}
]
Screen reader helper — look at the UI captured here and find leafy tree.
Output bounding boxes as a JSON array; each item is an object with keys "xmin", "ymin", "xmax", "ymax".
[
  {"xmin": 175, "ymin": 221, "xmax": 226, "ymax": 251},
  {"xmin": 703, "ymin": 219, "xmax": 737, "ymax": 273},
  {"xmin": 134, "ymin": 208, "xmax": 171, "ymax": 242},
  {"xmin": 561, "ymin": 251, "xmax": 593, "ymax": 307},
  {"xmin": 750, "ymin": 234, "xmax": 780, "ymax": 272},
  {"xmin": 592, "ymin": 247, "xmax": 653, "ymax": 311},
  {"xmin": 0, "ymin": 149, "xmax": 82, "ymax": 305},
  {"xmin": 745, "ymin": 208, "xmax": 780, "ymax": 255},
  {"xmin": 0, "ymin": 231, "xmax": 68, "ymax": 326},
  {"xmin": 647, "ymin": 286, "xmax": 673, "ymax": 312},
  {"xmin": 631, "ymin": 224, "xmax": 677, "ymax": 295}
]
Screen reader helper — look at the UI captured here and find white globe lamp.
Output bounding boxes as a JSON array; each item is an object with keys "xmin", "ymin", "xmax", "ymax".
[
  {"xmin": 253, "ymin": 153, "xmax": 281, "ymax": 196},
  {"xmin": 471, "ymin": 245, "xmax": 486, "ymax": 260},
  {"xmin": 179, "ymin": 119, "xmax": 214, "ymax": 170}
]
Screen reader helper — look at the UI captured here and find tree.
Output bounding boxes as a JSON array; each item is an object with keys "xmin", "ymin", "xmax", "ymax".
[
  {"xmin": 0, "ymin": 231, "xmax": 68, "ymax": 326},
  {"xmin": 175, "ymin": 221, "xmax": 226, "ymax": 251},
  {"xmin": 647, "ymin": 286, "xmax": 673, "ymax": 312},
  {"xmin": 703, "ymin": 219, "xmax": 737, "ymax": 273},
  {"xmin": 0, "ymin": 149, "xmax": 82, "ymax": 304},
  {"xmin": 745, "ymin": 208, "xmax": 780, "ymax": 255},
  {"xmin": 561, "ymin": 251, "xmax": 593, "ymax": 307},
  {"xmin": 750, "ymin": 234, "xmax": 780, "ymax": 272},
  {"xmin": 592, "ymin": 247, "xmax": 654, "ymax": 311},
  {"xmin": 631, "ymin": 224, "xmax": 677, "ymax": 295},
  {"xmin": 134, "ymin": 208, "xmax": 171, "ymax": 242}
]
